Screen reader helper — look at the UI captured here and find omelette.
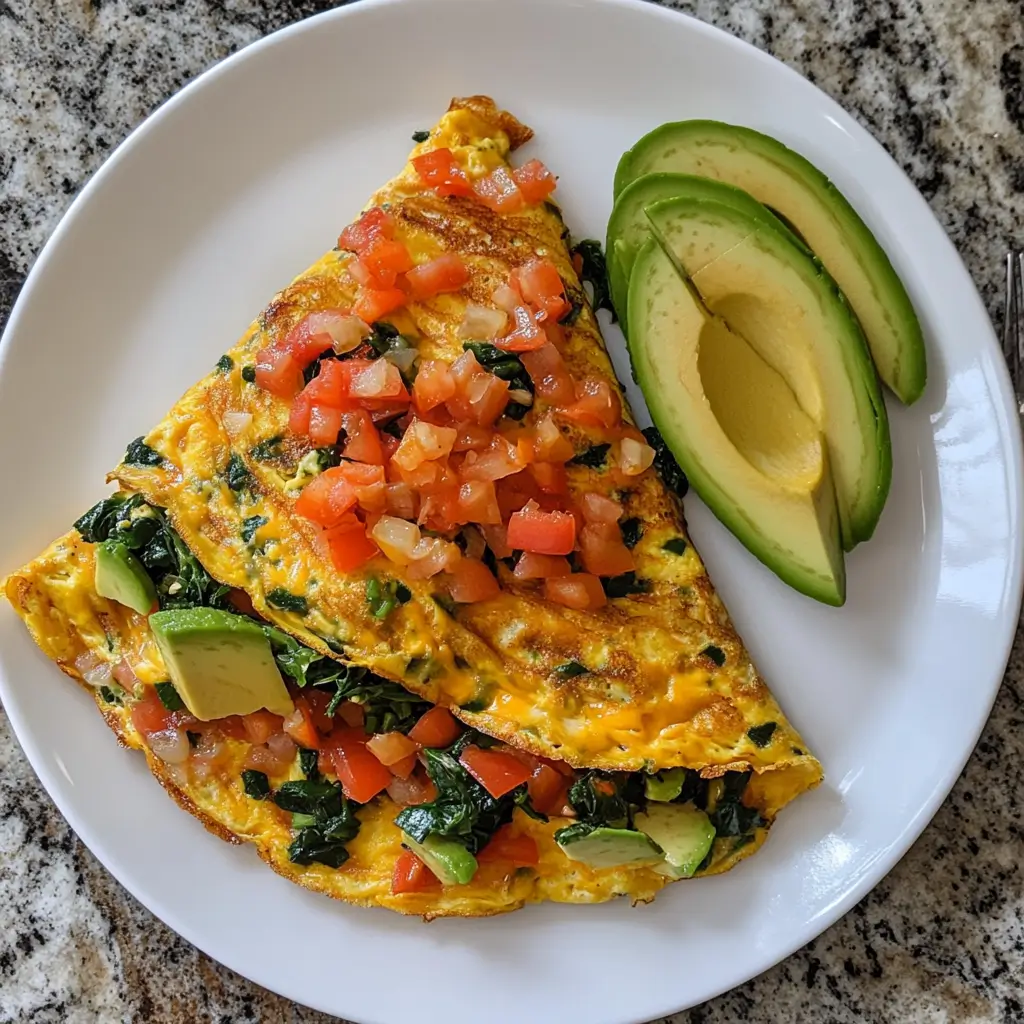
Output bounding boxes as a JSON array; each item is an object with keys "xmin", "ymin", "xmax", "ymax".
[{"xmin": 5, "ymin": 502, "xmax": 787, "ymax": 916}]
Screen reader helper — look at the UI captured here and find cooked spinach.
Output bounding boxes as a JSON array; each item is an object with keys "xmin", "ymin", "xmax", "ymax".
[
  {"xmin": 411, "ymin": 129, "xmax": 430, "ymax": 143},
  {"xmin": 701, "ymin": 644, "xmax": 726, "ymax": 667},
  {"xmin": 274, "ymin": 778, "xmax": 344, "ymax": 817},
  {"xmin": 567, "ymin": 772, "xmax": 632, "ymax": 828},
  {"xmin": 249, "ymin": 436, "xmax": 284, "ymax": 462},
  {"xmin": 570, "ymin": 238, "xmax": 614, "ymax": 317},
  {"xmin": 620, "ymin": 517, "xmax": 643, "ymax": 549},
  {"xmin": 554, "ymin": 660, "xmax": 587, "ymax": 679},
  {"xmin": 560, "ymin": 286, "xmax": 584, "ymax": 326},
  {"xmin": 241, "ymin": 365, "xmax": 257, "ymax": 383},
  {"xmin": 302, "ymin": 348, "xmax": 339, "ymax": 386},
  {"xmin": 98, "ymin": 685, "xmax": 124, "ymax": 706},
  {"xmin": 708, "ymin": 771, "xmax": 763, "ymax": 837},
  {"xmin": 262, "ymin": 626, "xmax": 322, "ymax": 687},
  {"xmin": 366, "ymin": 577, "xmax": 412, "ymax": 620},
  {"xmin": 240, "ymin": 515, "xmax": 269, "ymax": 544},
  {"xmin": 321, "ymin": 668, "xmax": 430, "ymax": 734},
  {"xmin": 367, "ymin": 321, "xmax": 404, "ymax": 355},
  {"xmin": 602, "ymin": 572, "xmax": 649, "ymax": 598},
  {"xmin": 123, "ymin": 437, "xmax": 162, "ymax": 467},
  {"xmin": 462, "ymin": 342, "xmax": 534, "ymax": 419},
  {"xmin": 662, "ymin": 537, "xmax": 687, "ymax": 556},
  {"xmin": 241, "ymin": 769, "xmax": 271, "ymax": 800},
  {"xmin": 432, "ymin": 592, "xmax": 458, "ymax": 617},
  {"xmin": 226, "ymin": 453, "xmax": 251, "ymax": 492},
  {"xmin": 552, "ymin": 820, "xmax": 597, "ymax": 845},
  {"xmin": 187, "ymin": 731, "xmax": 201, "ymax": 748},
  {"xmin": 747, "ymin": 722, "xmax": 777, "ymax": 748},
  {"xmin": 154, "ymin": 682, "xmax": 184, "ymax": 712},
  {"xmin": 642, "ymin": 426, "xmax": 689, "ymax": 498},
  {"xmin": 215, "ymin": 354, "xmax": 233, "ymax": 373},
  {"xmin": 459, "ymin": 698, "xmax": 489, "ymax": 713},
  {"xmin": 299, "ymin": 747, "xmax": 320, "ymax": 779},
  {"xmin": 314, "ymin": 445, "xmax": 343, "ymax": 471},
  {"xmin": 567, "ymin": 443, "xmax": 610, "ymax": 469},
  {"xmin": 266, "ymin": 589, "xmax": 308, "ymax": 615},
  {"xmin": 514, "ymin": 786, "xmax": 548, "ymax": 823},
  {"xmin": 273, "ymin": 777, "xmax": 361, "ymax": 867}
]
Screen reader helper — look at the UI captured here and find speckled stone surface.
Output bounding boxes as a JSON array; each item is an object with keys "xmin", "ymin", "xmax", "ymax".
[{"xmin": 1, "ymin": 0, "xmax": 1023, "ymax": 1021}]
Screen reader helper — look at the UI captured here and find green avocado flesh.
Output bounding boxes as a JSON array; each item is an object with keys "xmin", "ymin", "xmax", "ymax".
[
  {"xmin": 556, "ymin": 826, "xmax": 663, "ymax": 869},
  {"xmin": 94, "ymin": 541, "xmax": 157, "ymax": 615},
  {"xmin": 402, "ymin": 834, "xmax": 478, "ymax": 885},
  {"xmin": 634, "ymin": 803, "xmax": 716, "ymax": 878},
  {"xmin": 606, "ymin": 172, "xmax": 810, "ymax": 333},
  {"xmin": 149, "ymin": 607, "xmax": 294, "ymax": 721},
  {"xmin": 627, "ymin": 236, "xmax": 846, "ymax": 604},
  {"xmin": 614, "ymin": 120, "xmax": 926, "ymax": 404},
  {"xmin": 645, "ymin": 196, "xmax": 891, "ymax": 551},
  {"xmin": 644, "ymin": 768, "xmax": 686, "ymax": 802}
]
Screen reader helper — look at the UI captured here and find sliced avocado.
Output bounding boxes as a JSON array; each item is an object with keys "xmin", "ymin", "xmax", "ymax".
[
  {"xmin": 634, "ymin": 803, "xmax": 716, "ymax": 878},
  {"xmin": 149, "ymin": 607, "xmax": 294, "ymax": 721},
  {"xmin": 645, "ymin": 196, "xmax": 891, "ymax": 549},
  {"xmin": 644, "ymin": 767, "xmax": 686, "ymax": 802},
  {"xmin": 627, "ymin": 237, "xmax": 846, "ymax": 604},
  {"xmin": 606, "ymin": 172, "xmax": 808, "ymax": 331},
  {"xmin": 401, "ymin": 833, "xmax": 478, "ymax": 885},
  {"xmin": 94, "ymin": 540, "xmax": 157, "ymax": 615},
  {"xmin": 555, "ymin": 825, "xmax": 663, "ymax": 869},
  {"xmin": 614, "ymin": 120, "xmax": 926, "ymax": 404}
]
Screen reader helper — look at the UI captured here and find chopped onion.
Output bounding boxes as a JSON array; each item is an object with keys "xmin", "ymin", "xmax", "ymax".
[
  {"xmin": 383, "ymin": 346, "xmax": 418, "ymax": 375},
  {"xmin": 507, "ymin": 388, "xmax": 533, "ymax": 406},
  {"xmin": 112, "ymin": 659, "xmax": 141, "ymax": 688},
  {"xmin": 371, "ymin": 515, "xmax": 422, "ymax": 564},
  {"xmin": 619, "ymin": 437, "xmax": 656, "ymax": 476},
  {"xmin": 223, "ymin": 410, "xmax": 253, "ymax": 437},
  {"xmin": 458, "ymin": 303, "xmax": 507, "ymax": 340},
  {"xmin": 386, "ymin": 773, "xmax": 434, "ymax": 807},
  {"xmin": 406, "ymin": 538, "xmax": 462, "ymax": 580},
  {"xmin": 307, "ymin": 311, "xmax": 370, "ymax": 354},
  {"xmin": 385, "ymin": 482, "xmax": 417, "ymax": 520},
  {"xmin": 492, "ymin": 284, "xmax": 521, "ymax": 313},
  {"xmin": 267, "ymin": 731, "xmax": 298, "ymax": 762},
  {"xmin": 75, "ymin": 652, "xmax": 112, "ymax": 688},
  {"xmin": 148, "ymin": 728, "xmax": 190, "ymax": 765},
  {"xmin": 460, "ymin": 525, "xmax": 487, "ymax": 560}
]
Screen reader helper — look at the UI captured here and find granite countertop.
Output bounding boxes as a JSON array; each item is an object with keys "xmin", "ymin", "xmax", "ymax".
[{"xmin": 2, "ymin": 1, "xmax": 1023, "ymax": 1021}]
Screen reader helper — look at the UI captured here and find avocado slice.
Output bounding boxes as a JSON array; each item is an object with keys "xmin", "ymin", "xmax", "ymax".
[
  {"xmin": 627, "ymin": 237, "xmax": 846, "ymax": 603},
  {"xmin": 645, "ymin": 196, "xmax": 891, "ymax": 549},
  {"xmin": 555, "ymin": 825, "xmax": 663, "ymax": 869},
  {"xmin": 634, "ymin": 803, "xmax": 716, "ymax": 878},
  {"xmin": 401, "ymin": 834, "xmax": 478, "ymax": 885},
  {"xmin": 644, "ymin": 767, "xmax": 686, "ymax": 802},
  {"xmin": 606, "ymin": 172, "xmax": 809, "ymax": 332},
  {"xmin": 149, "ymin": 607, "xmax": 294, "ymax": 721},
  {"xmin": 94, "ymin": 540, "xmax": 158, "ymax": 615},
  {"xmin": 614, "ymin": 120, "xmax": 926, "ymax": 404}
]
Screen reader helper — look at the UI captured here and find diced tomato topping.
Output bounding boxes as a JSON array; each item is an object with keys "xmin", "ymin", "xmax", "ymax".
[
  {"xmin": 453, "ymin": 422, "xmax": 493, "ymax": 452},
  {"xmin": 411, "ymin": 148, "xmax": 472, "ymax": 197},
  {"xmin": 215, "ymin": 715, "xmax": 248, "ymax": 741},
  {"xmin": 512, "ymin": 159, "xmax": 557, "ymax": 204},
  {"xmin": 560, "ymin": 376, "xmax": 622, "ymax": 429},
  {"xmin": 461, "ymin": 435, "xmax": 526, "ymax": 482},
  {"xmin": 392, "ymin": 849, "xmax": 442, "ymax": 893},
  {"xmin": 283, "ymin": 696, "xmax": 321, "ymax": 750},
  {"xmin": 477, "ymin": 824, "xmax": 540, "ymax": 866},
  {"xmin": 446, "ymin": 557, "xmax": 500, "ymax": 603},
  {"xmin": 513, "ymin": 552, "xmax": 571, "ymax": 580},
  {"xmin": 338, "ymin": 207, "xmax": 395, "ymax": 254},
  {"xmin": 366, "ymin": 731, "xmax": 419, "ymax": 767},
  {"xmin": 227, "ymin": 588, "xmax": 257, "ymax": 617},
  {"xmin": 527, "ymin": 764, "xmax": 571, "ymax": 816},
  {"xmin": 580, "ymin": 523, "xmax": 635, "ymax": 577},
  {"xmin": 341, "ymin": 409, "xmax": 385, "ymax": 464},
  {"xmin": 309, "ymin": 404, "xmax": 344, "ymax": 446},
  {"xmin": 385, "ymin": 481, "xmax": 417, "ymax": 519},
  {"xmin": 414, "ymin": 359, "xmax": 457, "ymax": 412},
  {"xmin": 393, "ymin": 419, "xmax": 457, "ymax": 471},
  {"xmin": 360, "ymin": 237, "xmax": 414, "ymax": 288},
  {"xmin": 472, "ymin": 166, "xmax": 526, "ymax": 213},
  {"xmin": 255, "ymin": 345, "xmax": 305, "ymax": 399},
  {"xmin": 350, "ymin": 358, "xmax": 407, "ymax": 401},
  {"xmin": 327, "ymin": 728, "xmax": 394, "ymax": 803},
  {"xmin": 506, "ymin": 504, "xmax": 576, "ymax": 556},
  {"xmin": 301, "ymin": 359, "xmax": 352, "ymax": 408},
  {"xmin": 387, "ymin": 768, "xmax": 438, "ymax": 806},
  {"xmin": 581, "ymin": 492, "xmax": 623, "ymax": 525},
  {"xmin": 459, "ymin": 745, "xmax": 532, "ymax": 798},
  {"xmin": 295, "ymin": 467, "xmax": 359, "ymax": 526},
  {"xmin": 130, "ymin": 686, "xmax": 177, "ymax": 736},
  {"xmin": 521, "ymin": 344, "xmax": 576, "ymax": 405},
  {"xmin": 544, "ymin": 573, "xmax": 607, "ymax": 610},
  {"xmin": 388, "ymin": 752, "xmax": 419, "ymax": 779},
  {"xmin": 322, "ymin": 515, "xmax": 378, "ymax": 572},
  {"xmin": 467, "ymin": 373, "xmax": 511, "ymax": 427},
  {"xmin": 618, "ymin": 436, "xmax": 656, "ymax": 476},
  {"xmin": 479, "ymin": 522, "xmax": 513, "ymax": 559},
  {"xmin": 457, "ymin": 480, "xmax": 501, "ymax": 524},
  {"xmin": 408, "ymin": 706, "xmax": 462, "ymax": 748},
  {"xmin": 496, "ymin": 305, "xmax": 546, "ymax": 352},
  {"xmin": 527, "ymin": 462, "xmax": 567, "ymax": 494},
  {"xmin": 516, "ymin": 258, "xmax": 570, "ymax": 322},
  {"xmin": 336, "ymin": 701, "xmax": 366, "ymax": 730},
  {"xmin": 242, "ymin": 710, "xmax": 285, "ymax": 746},
  {"xmin": 527, "ymin": 412, "xmax": 575, "ymax": 463},
  {"xmin": 301, "ymin": 688, "xmax": 336, "ymax": 735},
  {"xmin": 354, "ymin": 285, "xmax": 406, "ymax": 323},
  {"xmin": 405, "ymin": 254, "xmax": 470, "ymax": 300}
]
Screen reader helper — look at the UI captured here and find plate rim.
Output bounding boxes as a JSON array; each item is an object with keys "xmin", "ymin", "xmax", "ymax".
[{"xmin": 1, "ymin": 0, "xmax": 1022, "ymax": 1019}]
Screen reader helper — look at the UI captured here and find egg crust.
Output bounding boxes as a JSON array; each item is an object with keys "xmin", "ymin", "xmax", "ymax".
[
  {"xmin": 4, "ymin": 530, "xmax": 773, "ymax": 917},
  {"xmin": 111, "ymin": 95, "xmax": 822, "ymax": 817}
]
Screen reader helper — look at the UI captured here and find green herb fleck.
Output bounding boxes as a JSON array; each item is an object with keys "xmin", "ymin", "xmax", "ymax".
[
  {"xmin": 250, "ymin": 436, "xmax": 284, "ymax": 461},
  {"xmin": 241, "ymin": 515, "xmax": 269, "ymax": 544},
  {"xmin": 569, "ymin": 238, "xmax": 614, "ymax": 317},
  {"xmin": 747, "ymin": 723, "xmax": 778, "ymax": 748},
  {"xmin": 299, "ymin": 747, "xmax": 320, "ymax": 779},
  {"xmin": 241, "ymin": 365, "xmax": 257, "ymax": 383},
  {"xmin": 642, "ymin": 426, "xmax": 689, "ymax": 498},
  {"xmin": 459, "ymin": 698, "xmax": 489, "ymax": 713},
  {"xmin": 701, "ymin": 645, "xmax": 726, "ymax": 667},
  {"xmin": 154, "ymin": 682, "xmax": 185, "ymax": 711},
  {"xmin": 619, "ymin": 517, "xmax": 643, "ymax": 549},
  {"xmin": 226, "ymin": 453, "xmax": 251, "ymax": 492},
  {"xmin": 567, "ymin": 443, "xmax": 610, "ymax": 469},
  {"xmin": 602, "ymin": 572, "xmax": 649, "ymax": 598},
  {"xmin": 267, "ymin": 589, "xmax": 308, "ymax": 615},
  {"xmin": 412, "ymin": 129, "xmax": 430, "ymax": 143},
  {"xmin": 662, "ymin": 537, "xmax": 688, "ymax": 556},
  {"xmin": 554, "ymin": 660, "xmax": 587, "ymax": 679},
  {"xmin": 123, "ymin": 437, "xmax": 161, "ymax": 467},
  {"xmin": 98, "ymin": 685, "xmax": 123, "ymax": 706},
  {"xmin": 242, "ymin": 769, "xmax": 271, "ymax": 800},
  {"xmin": 366, "ymin": 577, "xmax": 412, "ymax": 620},
  {"xmin": 215, "ymin": 354, "xmax": 233, "ymax": 373}
]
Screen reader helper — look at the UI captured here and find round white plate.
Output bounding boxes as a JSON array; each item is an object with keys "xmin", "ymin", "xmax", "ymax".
[{"xmin": 1, "ymin": 1, "xmax": 1020, "ymax": 1020}]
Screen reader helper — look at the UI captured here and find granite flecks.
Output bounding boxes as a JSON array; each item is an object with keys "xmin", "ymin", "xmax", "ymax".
[{"xmin": 2, "ymin": 1, "xmax": 1024, "ymax": 1022}]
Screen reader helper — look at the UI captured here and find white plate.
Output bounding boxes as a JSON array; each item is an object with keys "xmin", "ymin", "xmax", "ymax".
[{"xmin": 0, "ymin": 0, "xmax": 1020, "ymax": 1020}]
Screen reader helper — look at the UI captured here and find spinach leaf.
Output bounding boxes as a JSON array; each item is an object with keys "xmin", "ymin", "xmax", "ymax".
[
  {"xmin": 123, "ymin": 438, "xmax": 162, "ymax": 467},
  {"xmin": 569, "ymin": 238, "xmax": 614, "ymax": 317},
  {"xmin": 619, "ymin": 517, "xmax": 643, "ymax": 549},
  {"xmin": 366, "ymin": 577, "xmax": 412, "ymax": 620},
  {"xmin": 262, "ymin": 626, "xmax": 321, "ymax": 687},
  {"xmin": 560, "ymin": 287, "xmax": 584, "ymax": 326},
  {"xmin": 642, "ymin": 426, "xmax": 689, "ymax": 498},
  {"xmin": 513, "ymin": 786, "xmax": 548, "ymax": 823},
  {"xmin": 226, "ymin": 453, "xmax": 251, "ymax": 492},
  {"xmin": 154, "ymin": 682, "xmax": 184, "ymax": 711},
  {"xmin": 701, "ymin": 644, "xmax": 726, "ymax": 667},
  {"xmin": 249, "ymin": 436, "xmax": 284, "ymax": 462},
  {"xmin": 241, "ymin": 365, "xmax": 257, "ymax": 383},
  {"xmin": 462, "ymin": 342, "xmax": 534, "ymax": 419},
  {"xmin": 567, "ymin": 771, "xmax": 630, "ymax": 828},
  {"xmin": 412, "ymin": 129, "xmax": 430, "ymax": 143},
  {"xmin": 602, "ymin": 572, "xmax": 649, "ymax": 598},
  {"xmin": 554, "ymin": 660, "xmax": 587, "ymax": 679},
  {"xmin": 215, "ymin": 354, "xmax": 233, "ymax": 373},
  {"xmin": 287, "ymin": 808, "xmax": 360, "ymax": 868},
  {"xmin": 567, "ymin": 443, "xmax": 610, "ymax": 469},
  {"xmin": 553, "ymin": 821, "xmax": 597, "ymax": 845},
  {"xmin": 747, "ymin": 722, "xmax": 777, "ymax": 748},
  {"xmin": 98, "ymin": 685, "xmax": 124, "ymax": 706},
  {"xmin": 74, "ymin": 494, "xmax": 143, "ymax": 544},
  {"xmin": 299, "ymin": 747, "xmax": 320, "ymax": 779},
  {"xmin": 241, "ymin": 769, "xmax": 270, "ymax": 800},
  {"xmin": 273, "ymin": 778, "xmax": 345, "ymax": 818},
  {"xmin": 367, "ymin": 321, "xmax": 404, "ymax": 355},
  {"xmin": 240, "ymin": 515, "xmax": 269, "ymax": 544},
  {"xmin": 314, "ymin": 446, "xmax": 343, "ymax": 471},
  {"xmin": 709, "ymin": 771, "xmax": 763, "ymax": 837},
  {"xmin": 322, "ymin": 668, "xmax": 430, "ymax": 734},
  {"xmin": 662, "ymin": 537, "xmax": 687, "ymax": 556},
  {"xmin": 266, "ymin": 589, "xmax": 308, "ymax": 615}
]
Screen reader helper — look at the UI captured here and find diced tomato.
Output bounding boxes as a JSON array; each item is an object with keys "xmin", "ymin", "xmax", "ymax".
[
  {"xmin": 496, "ymin": 305, "xmax": 546, "ymax": 352},
  {"xmin": 283, "ymin": 696, "xmax": 321, "ymax": 750},
  {"xmin": 388, "ymin": 752, "xmax": 419, "ymax": 779},
  {"xmin": 242, "ymin": 710, "xmax": 285, "ymax": 746},
  {"xmin": 385, "ymin": 481, "xmax": 417, "ymax": 519},
  {"xmin": 560, "ymin": 376, "xmax": 622, "ymax": 429},
  {"xmin": 512, "ymin": 159, "xmax": 557, "ymax": 204},
  {"xmin": 354, "ymin": 285, "xmax": 406, "ymax": 323},
  {"xmin": 460, "ymin": 435, "xmax": 525, "ymax": 482},
  {"xmin": 516, "ymin": 258, "xmax": 570, "ymax": 322},
  {"xmin": 227, "ymin": 588, "xmax": 257, "ymax": 617},
  {"xmin": 366, "ymin": 731, "xmax": 419, "ymax": 766},
  {"xmin": 327, "ymin": 728, "xmax": 394, "ymax": 803},
  {"xmin": 581, "ymin": 492, "xmax": 623, "ymax": 525},
  {"xmin": 322, "ymin": 515, "xmax": 378, "ymax": 572},
  {"xmin": 338, "ymin": 207, "xmax": 395, "ymax": 254},
  {"xmin": 392, "ymin": 849, "xmax": 443, "ymax": 894},
  {"xmin": 393, "ymin": 419, "xmax": 457, "ymax": 471},
  {"xmin": 472, "ymin": 166, "xmax": 525, "ymax": 213},
  {"xmin": 282, "ymin": 311, "xmax": 344, "ymax": 366},
  {"xmin": 405, "ymin": 254, "xmax": 470, "ymax": 300},
  {"xmin": 301, "ymin": 688, "xmax": 336, "ymax": 735},
  {"xmin": 336, "ymin": 701, "xmax": 365, "ymax": 730},
  {"xmin": 408, "ymin": 706, "xmax": 462, "ymax": 748},
  {"xmin": 215, "ymin": 715, "xmax": 248, "ymax": 741},
  {"xmin": 295, "ymin": 468, "xmax": 358, "ymax": 526},
  {"xmin": 309, "ymin": 404, "xmax": 344, "ymax": 446},
  {"xmin": 387, "ymin": 768, "xmax": 438, "ymax": 806},
  {"xmin": 580, "ymin": 523, "xmax": 635, "ymax": 577},
  {"xmin": 571, "ymin": 251, "xmax": 584, "ymax": 276},
  {"xmin": 527, "ymin": 764, "xmax": 570, "ymax": 816},
  {"xmin": 350, "ymin": 358, "xmax": 407, "ymax": 401},
  {"xmin": 414, "ymin": 359, "xmax": 457, "ymax": 412},
  {"xmin": 528, "ymin": 412, "xmax": 575, "ymax": 463},
  {"xmin": 254, "ymin": 344, "xmax": 304, "ymax": 399},
  {"xmin": 411, "ymin": 148, "xmax": 471, "ymax": 197},
  {"xmin": 452, "ymin": 423, "xmax": 493, "ymax": 452},
  {"xmin": 513, "ymin": 552, "xmax": 571, "ymax": 580},
  {"xmin": 303, "ymin": 359, "xmax": 352, "ymax": 407},
  {"xmin": 521, "ymin": 344, "xmax": 575, "ymax": 406},
  {"xmin": 477, "ymin": 823, "xmax": 540, "ymax": 866},
  {"xmin": 459, "ymin": 745, "xmax": 532, "ymax": 798},
  {"xmin": 528, "ymin": 462, "xmax": 567, "ymax": 494},
  {"xmin": 360, "ymin": 237, "xmax": 413, "ymax": 288},
  {"xmin": 468, "ymin": 374, "xmax": 511, "ymax": 427},
  {"xmin": 479, "ymin": 522, "xmax": 513, "ymax": 559},
  {"xmin": 130, "ymin": 686, "xmax": 177, "ymax": 736},
  {"xmin": 446, "ymin": 557, "xmax": 500, "ymax": 603},
  {"xmin": 507, "ymin": 505, "xmax": 576, "ymax": 556},
  {"xmin": 341, "ymin": 409, "xmax": 385, "ymax": 464},
  {"xmin": 457, "ymin": 480, "xmax": 502, "ymax": 525},
  {"xmin": 618, "ymin": 436, "xmax": 656, "ymax": 476},
  {"xmin": 544, "ymin": 573, "xmax": 607, "ymax": 610}
]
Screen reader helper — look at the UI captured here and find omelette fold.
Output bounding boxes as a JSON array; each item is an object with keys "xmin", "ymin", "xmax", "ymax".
[{"xmin": 3, "ymin": 97, "xmax": 821, "ymax": 914}]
